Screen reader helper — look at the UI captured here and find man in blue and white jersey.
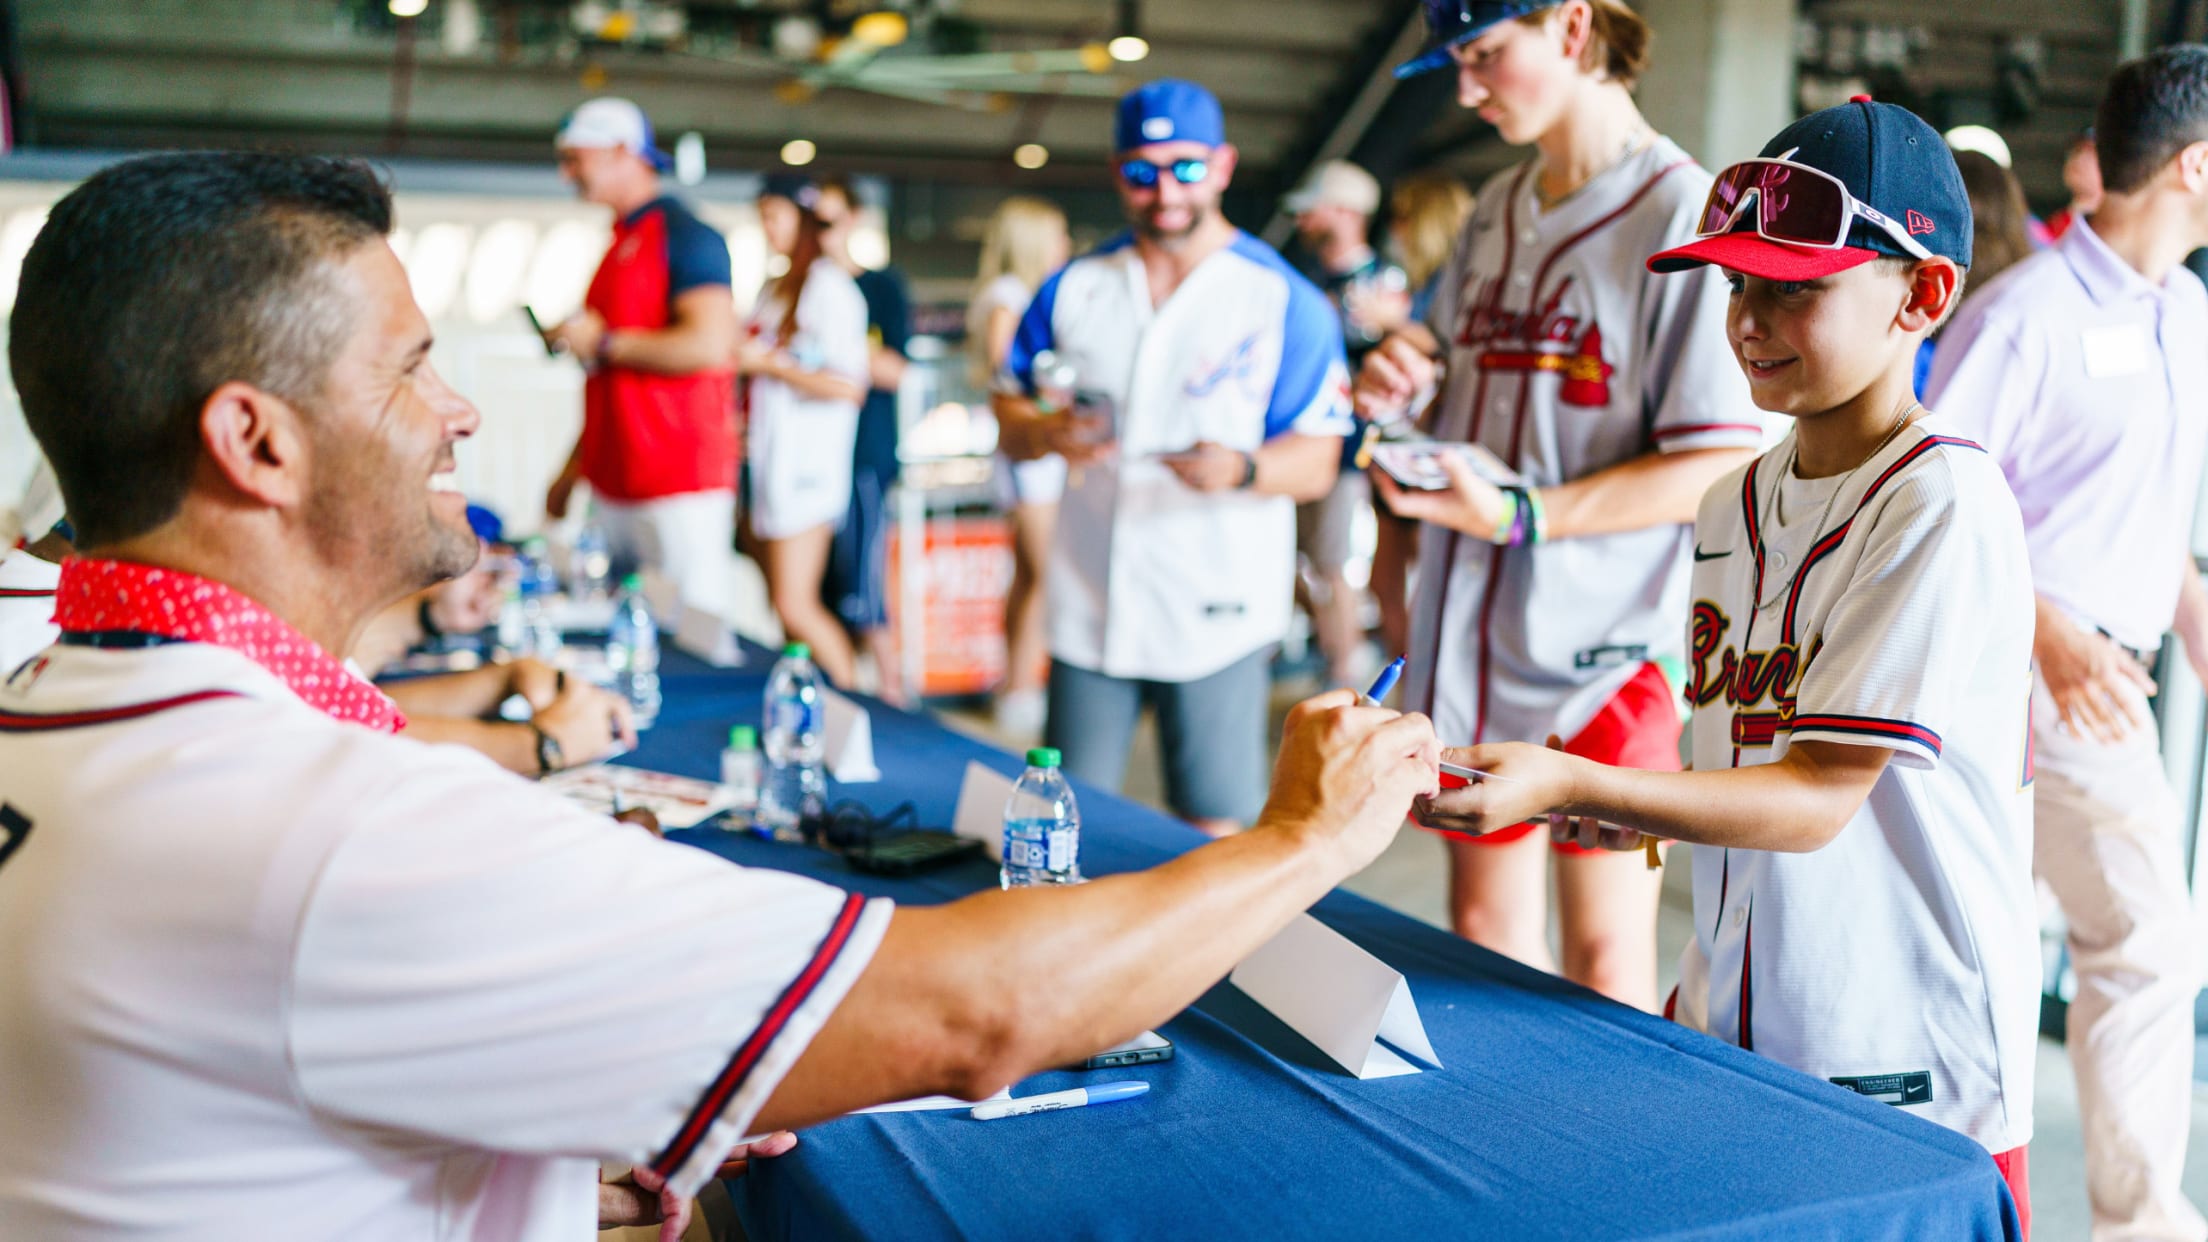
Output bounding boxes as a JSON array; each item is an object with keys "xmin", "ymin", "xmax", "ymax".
[{"xmin": 997, "ymin": 79, "xmax": 1353, "ymax": 835}]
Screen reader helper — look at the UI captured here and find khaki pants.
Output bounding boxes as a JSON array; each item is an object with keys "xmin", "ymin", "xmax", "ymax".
[{"xmin": 2034, "ymin": 676, "xmax": 2207, "ymax": 1242}]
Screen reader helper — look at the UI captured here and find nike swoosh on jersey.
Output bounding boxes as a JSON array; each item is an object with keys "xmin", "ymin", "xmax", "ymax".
[{"xmin": 1693, "ymin": 545, "xmax": 1733, "ymax": 562}]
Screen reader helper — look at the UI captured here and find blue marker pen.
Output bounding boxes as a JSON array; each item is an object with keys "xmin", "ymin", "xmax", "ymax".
[
  {"xmin": 1362, "ymin": 655, "xmax": 1407, "ymax": 708},
  {"xmin": 969, "ymin": 1081, "xmax": 1149, "ymax": 1120}
]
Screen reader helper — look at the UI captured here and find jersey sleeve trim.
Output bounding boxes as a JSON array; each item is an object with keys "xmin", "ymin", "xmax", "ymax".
[
  {"xmin": 647, "ymin": 890, "xmax": 869, "ymax": 1181},
  {"xmin": 1003, "ymin": 264, "xmax": 1068, "ymax": 392},
  {"xmin": 1788, "ymin": 713, "xmax": 1943, "ymax": 759},
  {"xmin": 1654, "ymin": 421, "xmax": 1765, "ymax": 450},
  {"xmin": 0, "ymin": 687, "xmax": 242, "ymax": 732}
]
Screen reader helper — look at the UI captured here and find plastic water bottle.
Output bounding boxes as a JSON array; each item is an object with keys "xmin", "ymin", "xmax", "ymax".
[
  {"xmin": 605, "ymin": 573, "xmax": 660, "ymax": 729},
  {"xmin": 571, "ymin": 522, "xmax": 612, "ymax": 602},
  {"xmin": 720, "ymin": 725, "xmax": 762, "ymax": 820},
  {"xmin": 517, "ymin": 538, "xmax": 562, "ymax": 657},
  {"xmin": 759, "ymin": 642, "xmax": 826, "ymax": 843},
  {"xmin": 1002, "ymin": 747, "xmax": 1082, "ymax": 888}
]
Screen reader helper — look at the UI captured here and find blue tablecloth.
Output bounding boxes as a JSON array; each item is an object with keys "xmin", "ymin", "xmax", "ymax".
[{"xmin": 626, "ymin": 650, "xmax": 2022, "ymax": 1242}]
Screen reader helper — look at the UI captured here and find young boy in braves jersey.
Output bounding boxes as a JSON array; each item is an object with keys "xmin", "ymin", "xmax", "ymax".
[{"xmin": 1417, "ymin": 99, "xmax": 2041, "ymax": 1229}]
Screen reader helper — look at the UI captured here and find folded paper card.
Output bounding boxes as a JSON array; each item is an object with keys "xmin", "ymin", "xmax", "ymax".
[
  {"xmin": 820, "ymin": 688, "xmax": 880, "ymax": 782},
  {"xmin": 1230, "ymin": 913, "xmax": 1441, "ymax": 1080},
  {"xmin": 673, "ymin": 606, "xmax": 744, "ymax": 668},
  {"xmin": 639, "ymin": 569, "xmax": 685, "ymax": 628},
  {"xmin": 951, "ymin": 761, "xmax": 1014, "ymax": 863}
]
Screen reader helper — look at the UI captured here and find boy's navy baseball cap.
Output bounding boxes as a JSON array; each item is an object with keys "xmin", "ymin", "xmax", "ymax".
[
  {"xmin": 1648, "ymin": 96, "xmax": 1973, "ymax": 281},
  {"xmin": 1395, "ymin": 1, "xmax": 1549, "ymax": 79},
  {"xmin": 1115, "ymin": 80, "xmax": 1226, "ymax": 152}
]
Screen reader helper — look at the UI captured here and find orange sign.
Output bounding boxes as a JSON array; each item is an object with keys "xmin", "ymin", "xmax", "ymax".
[{"xmin": 885, "ymin": 516, "xmax": 1016, "ymax": 698}]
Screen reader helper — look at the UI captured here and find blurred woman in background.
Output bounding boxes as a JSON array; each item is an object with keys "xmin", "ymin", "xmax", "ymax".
[
  {"xmin": 969, "ymin": 196, "xmax": 1072, "ymax": 737},
  {"xmin": 741, "ymin": 174, "xmax": 872, "ymax": 687},
  {"xmin": 1369, "ymin": 172, "xmax": 1476, "ymax": 659}
]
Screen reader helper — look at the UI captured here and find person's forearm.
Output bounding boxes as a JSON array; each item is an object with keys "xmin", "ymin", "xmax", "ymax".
[
  {"xmin": 379, "ymin": 662, "xmax": 515, "ymax": 720},
  {"xmin": 2033, "ymin": 593, "xmax": 2079, "ymax": 663},
  {"xmin": 602, "ymin": 325, "xmax": 729, "ymax": 376},
  {"xmin": 1558, "ymin": 745, "xmax": 1879, "ymax": 853},
  {"xmin": 351, "ymin": 605, "xmax": 425, "ymax": 680},
  {"xmin": 992, "ymin": 393, "xmax": 1052, "ymax": 461},
  {"xmin": 868, "ymin": 346, "xmax": 908, "ymax": 392},
  {"xmin": 396, "ymin": 715, "xmax": 538, "ymax": 776},
  {"xmin": 755, "ymin": 822, "xmax": 1346, "ymax": 1130},
  {"xmin": 2173, "ymin": 550, "xmax": 2208, "ymax": 651},
  {"xmin": 761, "ymin": 361, "xmax": 866, "ymax": 404},
  {"xmin": 1252, "ymin": 434, "xmax": 1341, "ymax": 503},
  {"xmin": 1538, "ymin": 447, "xmax": 1755, "ymax": 539}
]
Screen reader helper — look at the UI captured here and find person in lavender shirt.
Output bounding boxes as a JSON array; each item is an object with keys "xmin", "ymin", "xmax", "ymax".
[{"xmin": 1927, "ymin": 47, "xmax": 2208, "ymax": 1242}]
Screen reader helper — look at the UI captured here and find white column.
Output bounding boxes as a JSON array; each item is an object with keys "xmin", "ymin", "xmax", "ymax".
[{"xmin": 1634, "ymin": 0, "xmax": 1799, "ymax": 169}]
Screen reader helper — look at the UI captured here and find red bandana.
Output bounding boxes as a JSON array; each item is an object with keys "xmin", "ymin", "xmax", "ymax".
[{"xmin": 53, "ymin": 557, "xmax": 406, "ymax": 733}]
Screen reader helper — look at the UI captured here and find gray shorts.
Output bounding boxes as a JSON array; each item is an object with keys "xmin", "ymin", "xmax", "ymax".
[
  {"xmin": 1295, "ymin": 470, "xmax": 1367, "ymax": 576},
  {"xmin": 1043, "ymin": 647, "xmax": 1272, "ymax": 825}
]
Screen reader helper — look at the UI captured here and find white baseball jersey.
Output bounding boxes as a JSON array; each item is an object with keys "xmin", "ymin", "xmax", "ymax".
[
  {"xmin": 1403, "ymin": 137, "xmax": 1766, "ymax": 745},
  {"xmin": 744, "ymin": 261, "xmax": 871, "ymax": 540},
  {"xmin": 1008, "ymin": 231, "xmax": 1353, "ymax": 682},
  {"xmin": 0, "ymin": 639, "xmax": 891, "ymax": 1240},
  {"xmin": 1673, "ymin": 420, "xmax": 2038, "ymax": 1154},
  {"xmin": 0, "ymin": 550, "xmax": 59, "ymax": 673}
]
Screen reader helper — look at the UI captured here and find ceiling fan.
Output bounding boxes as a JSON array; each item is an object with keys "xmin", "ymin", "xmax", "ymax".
[{"xmin": 572, "ymin": 0, "xmax": 1150, "ymax": 112}]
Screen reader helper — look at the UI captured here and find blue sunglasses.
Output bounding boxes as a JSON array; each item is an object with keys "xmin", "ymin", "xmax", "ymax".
[{"xmin": 1119, "ymin": 157, "xmax": 1209, "ymax": 188}]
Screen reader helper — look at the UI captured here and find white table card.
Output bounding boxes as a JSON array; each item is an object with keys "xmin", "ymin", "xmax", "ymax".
[
  {"xmin": 1230, "ymin": 913, "xmax": 1441, "ymax": 1080},
  {"xmin": 821, "ymin": 688, "xmax": 880, "ymax": 783}
]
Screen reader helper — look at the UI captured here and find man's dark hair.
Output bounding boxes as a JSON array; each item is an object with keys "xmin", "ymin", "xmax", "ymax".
[
  {"xmin": 2096, "ymin": 45, "xmax": 2208, "ymax": 195},
  {"xmin": 9, "ymin": 152, "xmax": 393, "ymax": 548}
]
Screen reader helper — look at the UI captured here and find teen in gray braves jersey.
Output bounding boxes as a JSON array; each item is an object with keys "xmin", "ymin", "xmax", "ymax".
[{"xmin": 1358, "ymin": 0, "xmax": 1764, "ymax": 1009}]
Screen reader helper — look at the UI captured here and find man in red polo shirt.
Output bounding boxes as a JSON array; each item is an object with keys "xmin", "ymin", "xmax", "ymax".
[{"xmin": 543, "ymin": 98, "xmax": 738, "ymax": 595}]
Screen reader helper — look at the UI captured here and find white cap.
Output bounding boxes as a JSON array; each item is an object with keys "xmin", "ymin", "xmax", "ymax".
[
  {"xmin": 1283, "ymin": 159, "xmax": 1380, "ymax": 216},
  {"xmin": 555, "ymin": 97, "xmax": 673, "ymax": 171}
]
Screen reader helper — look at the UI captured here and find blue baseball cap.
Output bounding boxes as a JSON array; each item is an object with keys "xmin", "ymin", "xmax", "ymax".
[
  {"xmin": 1395, "ymin": 1, "xmax": 1548, "ymax": 79},
  {"xmin": 1649, "ymin": 95, "xmax": 1972, "ymax": 281},
  {"xmin": 1115, "ymin": 80, "xmax": 1226, "ymax": 153},
  {"xmin": 464, "ymin": 502, "xmax": 504, "ymax": 546},
  {"xmin": 758, "ymin": 172, "xmax": 822, "ymax": 212}
]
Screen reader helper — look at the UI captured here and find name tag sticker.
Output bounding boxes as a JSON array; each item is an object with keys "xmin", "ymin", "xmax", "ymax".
[{"xmin": 2081, "ymin": 324, "xmax": 2152, "ymax": 378}]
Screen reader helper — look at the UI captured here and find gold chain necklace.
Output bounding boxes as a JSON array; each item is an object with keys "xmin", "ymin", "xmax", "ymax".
[{"xmin": 1752, "ymin": 401, "xmax": 1920, "ymax": 609}]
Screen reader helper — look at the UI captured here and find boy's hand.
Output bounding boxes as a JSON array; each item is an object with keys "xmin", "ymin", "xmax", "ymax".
[{"xmin": 1414, "ymin": 737, "xmax": 1580, "ymax": 834}]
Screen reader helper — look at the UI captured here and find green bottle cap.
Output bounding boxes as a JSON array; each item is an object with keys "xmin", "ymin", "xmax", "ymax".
[
  {"xmin": 1026, "ymin": 747, "xmax": 1062, "ymax": 768},
  {"xmin": 620, "ymin": 573, "xmax": 644, "ymax": 591},
  {"xmin": 727, "ymin": 725, "xmax": 757, "ymax": 749},
  {"xmin": 782, "ymin": 642, "xmax": 811, "ymax": 659}
]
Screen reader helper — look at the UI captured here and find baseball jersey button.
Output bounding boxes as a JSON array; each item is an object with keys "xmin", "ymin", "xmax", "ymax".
[
  {"xmin": 1734, "ymin": 906, "xmax": 1747, "ymax": 927},
  {"xmin": 1520, "ymin": 229, "xmax": 1537, "ymax": 245},
  {"xmin": 1513, "ymin": 273, "xmax": 1531, "ymax": 288}
]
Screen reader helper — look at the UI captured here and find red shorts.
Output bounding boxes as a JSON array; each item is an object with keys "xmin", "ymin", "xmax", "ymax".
[
  {"xmin": 1432, "ymin": 662, "xmax": 1681, "ymax": 856},
  {"xmin": 1993, "ymin": 1145, "xmax": 2030, "ymax": 1240}
]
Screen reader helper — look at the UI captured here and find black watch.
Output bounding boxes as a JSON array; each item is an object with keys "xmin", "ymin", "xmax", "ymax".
[
  {"xmin": 531, "ymin": 722, "xmax": 564, "ymax": 777},
  {"xmin": 1237, "ymin": 451, "xmax": 1259, "ymax": 490}
]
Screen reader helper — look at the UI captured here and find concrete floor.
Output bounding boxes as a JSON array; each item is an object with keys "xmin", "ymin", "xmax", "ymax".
[{"xmin": 942, "ymin": 679, "xmax": 2208, "ymax": 1240}]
